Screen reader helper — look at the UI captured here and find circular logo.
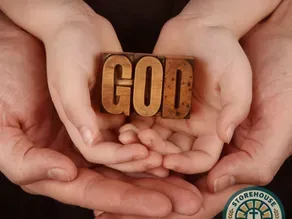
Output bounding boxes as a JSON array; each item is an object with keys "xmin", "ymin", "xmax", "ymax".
[{"xmin": 223, "ymin": 187, "xmax": 285, "ymax": 219}]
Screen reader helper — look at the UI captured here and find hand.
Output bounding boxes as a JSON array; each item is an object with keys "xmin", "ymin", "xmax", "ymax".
[
  {"xmin": 0, "ymin": 0, "xmax": 155, "ymax": 171},
  {"xmin": 207, "ymin": 0, "xmax": 292, "ymax": 193},
  {"xmin": 107, "ymin": 2, "xmax": 292, "ymax": 218},
  {"xmin": 0, "ymin": 12, "xmax": 202, "ymax": 218},
  {"xmin": 118, "ymin": 7, "xmax": 252, "ymax": 175},
  {"xmin": 96, "ymin": 176, "xmax": 248, "ymax": 219}
]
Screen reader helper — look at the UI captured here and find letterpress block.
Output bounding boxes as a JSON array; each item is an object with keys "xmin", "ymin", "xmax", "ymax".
[
  {"xmin": 100, "ymin": 53, "xmax": 134, "ymax": 116},
  {"xmin": 99, "ymin": 52, "xmax": 194, "ymax": 119},
  {"xmin": 162, "ymin": 58, "xmax": 193, "ymax": 119},
  {"xmin": 133, "ymin": 55, "xmax": 164, "ymax": 117}
]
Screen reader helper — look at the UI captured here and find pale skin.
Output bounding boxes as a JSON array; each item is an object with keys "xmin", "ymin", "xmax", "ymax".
[
  {"xmin": 116, "ymin": 0, "xmax": 281, "ymax": 177},
  {"xmin": 0, "ymin": 12, "xmax": 203, "ymax": 217},
  {"xmin": 99, "ymin": 0, "xmax": 292, "ymax": 218},
  {"xmin": 1, "ymin": 0, "xmax": 291, "ymax": 218},
  {"xmin": 0, "ymin": 0, "xmax": 160, "ymax": 171},
  {"xmin": 0, "ymin": 0, "xmax": 280, "ymax": 174}
]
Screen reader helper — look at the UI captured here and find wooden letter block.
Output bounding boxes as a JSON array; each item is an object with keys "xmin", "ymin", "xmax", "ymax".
[
  {"xmin": 99, "ymin": 52, "xmax": 194, "ymax": 119},
  {"xmin": 133, "ymin": 56, "xmax": 163, "ymax": 116},
  {"xmin": 162, "ymin": 58, "xmax": 193, "ymax": 119},
  {"xmin": 101, "ymin": 55, "xmax": 132, "ymax": 116}
]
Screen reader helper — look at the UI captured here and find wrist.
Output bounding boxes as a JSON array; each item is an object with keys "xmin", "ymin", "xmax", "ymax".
[
  {"xmin": 0, "ymin": 0, "xmax": 103, "ymax": 42},
  {"xmin": 175, "ymin": 0, "xmax": 282, "ymax": 39}
]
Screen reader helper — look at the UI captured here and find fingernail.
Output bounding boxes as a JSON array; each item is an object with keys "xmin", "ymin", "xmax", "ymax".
[
  {"xmin": 79, "ymin": 125, "xmax": 95, "ymax": 145},
  {"xmin": 48, "ymin": 168, "xmax": 70, "ymax": 182},
  {"xmin": 214, "ymin": 175, "xmax": 235, "ymax": 193},
  {"xmin": 226, "ymin": 124, "xmax": 235, "ymax": 144}
]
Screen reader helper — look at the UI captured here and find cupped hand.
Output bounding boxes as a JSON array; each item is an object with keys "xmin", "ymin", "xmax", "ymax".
[
  {"xmin": 207, "ymin": 0, "xmax": 292, "ymax": 193},
  {"xmin": 44, "ymin": 2, "xmax": 151, "ymax": 167},
  {"xmin": 96, "ymin": 177, "xmax": 248, "ymax": 219},
  {"xmin": 0, "ymin": 0, "xmax": 157, "ymax": 171},
  {"xmin": 118, "ymin": 10, "xmax": 252, "ymax": 175},
  {"xmin": 107, "ymin": 2, "xmax": 292, "ymax": 218},
  {"xmin": 0, "ymin": 12, "xmax": 203, "ymax": 217},
  {"xmin": 0, "ymin": 11, "xmax": 78, "ymax": 185}
]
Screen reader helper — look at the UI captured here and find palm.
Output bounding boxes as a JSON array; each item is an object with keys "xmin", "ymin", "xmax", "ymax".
[
  {"xmin": 119, "ymin": 17, "xmax": 252, "ymax": 175},
  {"xmin": 0, "ymin": 28, "xmax": 89, "ymax": 180},
  {"xmin": 220, "ymin": 22, "xmax": 292, "ymax": 184},
  {"xmin": 119, "ymin": 92, "xmax": 223, "ymax": 175}
]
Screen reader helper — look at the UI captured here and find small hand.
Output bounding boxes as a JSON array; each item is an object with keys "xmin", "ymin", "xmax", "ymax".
[
  {"xmin": 119, "ymin": 12, "xmax": 252, "ymax": 175},
  {"xmin": 45, "ymin": 3, "xmax": 149, "ymax": 167},
  {"xmin": 1, "ymin": 0, "xmax": 154, "ymax": 171}
]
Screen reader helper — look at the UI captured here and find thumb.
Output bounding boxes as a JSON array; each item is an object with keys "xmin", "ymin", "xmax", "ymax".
[
  {"xmin": 0, "ymin": 127, "xmax": 77, "ymax": 185},
  {"xmin": 208, "ymin": 116, "xmax": 292, "ymax": 193},
  {"xmin": 216, "ymin": 41, "xmax": 252, "ymax": 144}
]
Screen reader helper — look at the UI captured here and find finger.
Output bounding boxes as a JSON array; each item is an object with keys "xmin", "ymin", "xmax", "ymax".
[
  {"xmin": 131, "ymin": 178, "xmax": 202, "ymax": 215},
  {"xmin": 118, "ymin": 130, "xmax": 140, "ymax": 145},
  {"xmin": 188, "ymin": 177, "xmax": 250, "ymax": 219},
  {"xmin": 24, "ymin": 168, "xmax": 172, "ymax": 217},
  {"xmin": 128, "ymin": 115, "xmax": 155, "ymax": 130},
  {"xmin": 94, "ymin": 168, "xmax": 201, "ymax": 217},
  {"xmin": 217, "ymin": 43, "xmax": 252, "ymax": 144},
  {"xmin": 146, "ymin": 167, "xmax": 170, "ymax": 178},
  {"xmin": 138, "ymin": 129, "xmax": 182, "ymax": 155},
  {"xmin": 0, "ymin": 127, "xmax": 77, "ymax": 185},
  {"xmin": 208, "ymin": 115, "xmax": 292, "ymax": 193},
  {"xmin": 119, "ymin": 124, "xmax": 140, "ymax": 134},
  {"xmin": 97, "ymin": 175, "xmax": 202, "ymax": 218},
  {"xmin": 163, "ymin": 176, "xmax": 203, "ymax": 201},
  {"xmin": 107, "ymin": 151, "xmax": 162, "ymax": 173},
  {"xmin": 98, "ymin": 179, "xmax": 248, "ymax": 219},
  {"xmin": 49, "ymin": 111, "xmax": 148, "ymax": 165},
  {"xmin": 156, "ymin": 118, "xmax": 193, "ymax": 135},
  {"xmin": 164, "ymin": 135, "xmax": 223, "ymax": 174},
  {"xmin": 118, "ymin": 118, "xmax": 155, "ymax": 145},
  {"xmin": 80, "ymin": 142, "xmax": 149, "ymax": 165},
  {"xmin": 151, "ymin": 124, "xmax": 173, "ymax": 140},
  {"xmin": 167, "ymin": 132, "xmax": 195, "ymax": 152},
  {"xmin": 96, "ymin": 166, "xmax": 163, "ymax": 180}
]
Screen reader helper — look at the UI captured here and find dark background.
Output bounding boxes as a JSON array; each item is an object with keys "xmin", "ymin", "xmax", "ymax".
[{"xmin": 1, "ymin": 0, "xmax": 291, "ymax": 218}]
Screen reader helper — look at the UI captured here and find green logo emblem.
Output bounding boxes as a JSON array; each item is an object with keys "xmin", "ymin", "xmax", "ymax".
[{"xmin": 223, "ymin": 187, "xmax": 285, "ymax": 219}]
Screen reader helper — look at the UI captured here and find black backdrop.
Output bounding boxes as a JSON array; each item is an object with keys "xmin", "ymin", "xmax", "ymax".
[{"xmin": 1, "ymin": 1, "xmax": 291, "ymax": 218}]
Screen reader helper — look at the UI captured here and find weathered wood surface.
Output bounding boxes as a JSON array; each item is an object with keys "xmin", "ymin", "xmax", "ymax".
[{"xmin": 99, "ymin": 52, "xmax": 194, "ymax": 119}]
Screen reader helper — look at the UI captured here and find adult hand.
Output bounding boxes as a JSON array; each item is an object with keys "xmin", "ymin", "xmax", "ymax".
[
  {"xmin": 207, "ymin": 0, "xmax": 292, "ymax": 193},
  {"xmin": 0, "ymin": 12, "xmax": 202, "ymax": 218},
  {"xmin": 96, "ymin": 177, "xmax": 248, "ymax": 219}
]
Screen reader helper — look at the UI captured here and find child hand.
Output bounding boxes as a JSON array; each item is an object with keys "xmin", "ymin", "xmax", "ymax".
[
  {"xmin": 118, "ymin": 12, "xmax": 253, "ymax": 175},
  {"xmin": 118, "ymin": 0, "xmax": 280, "ymax": 176},
  {"xmin": 120, "ymin": 18, "xmax": 252, "ymax": 174},
  {"xmin": 0, "ymin": 0, "xmax": 156, "ymax": 172}
]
